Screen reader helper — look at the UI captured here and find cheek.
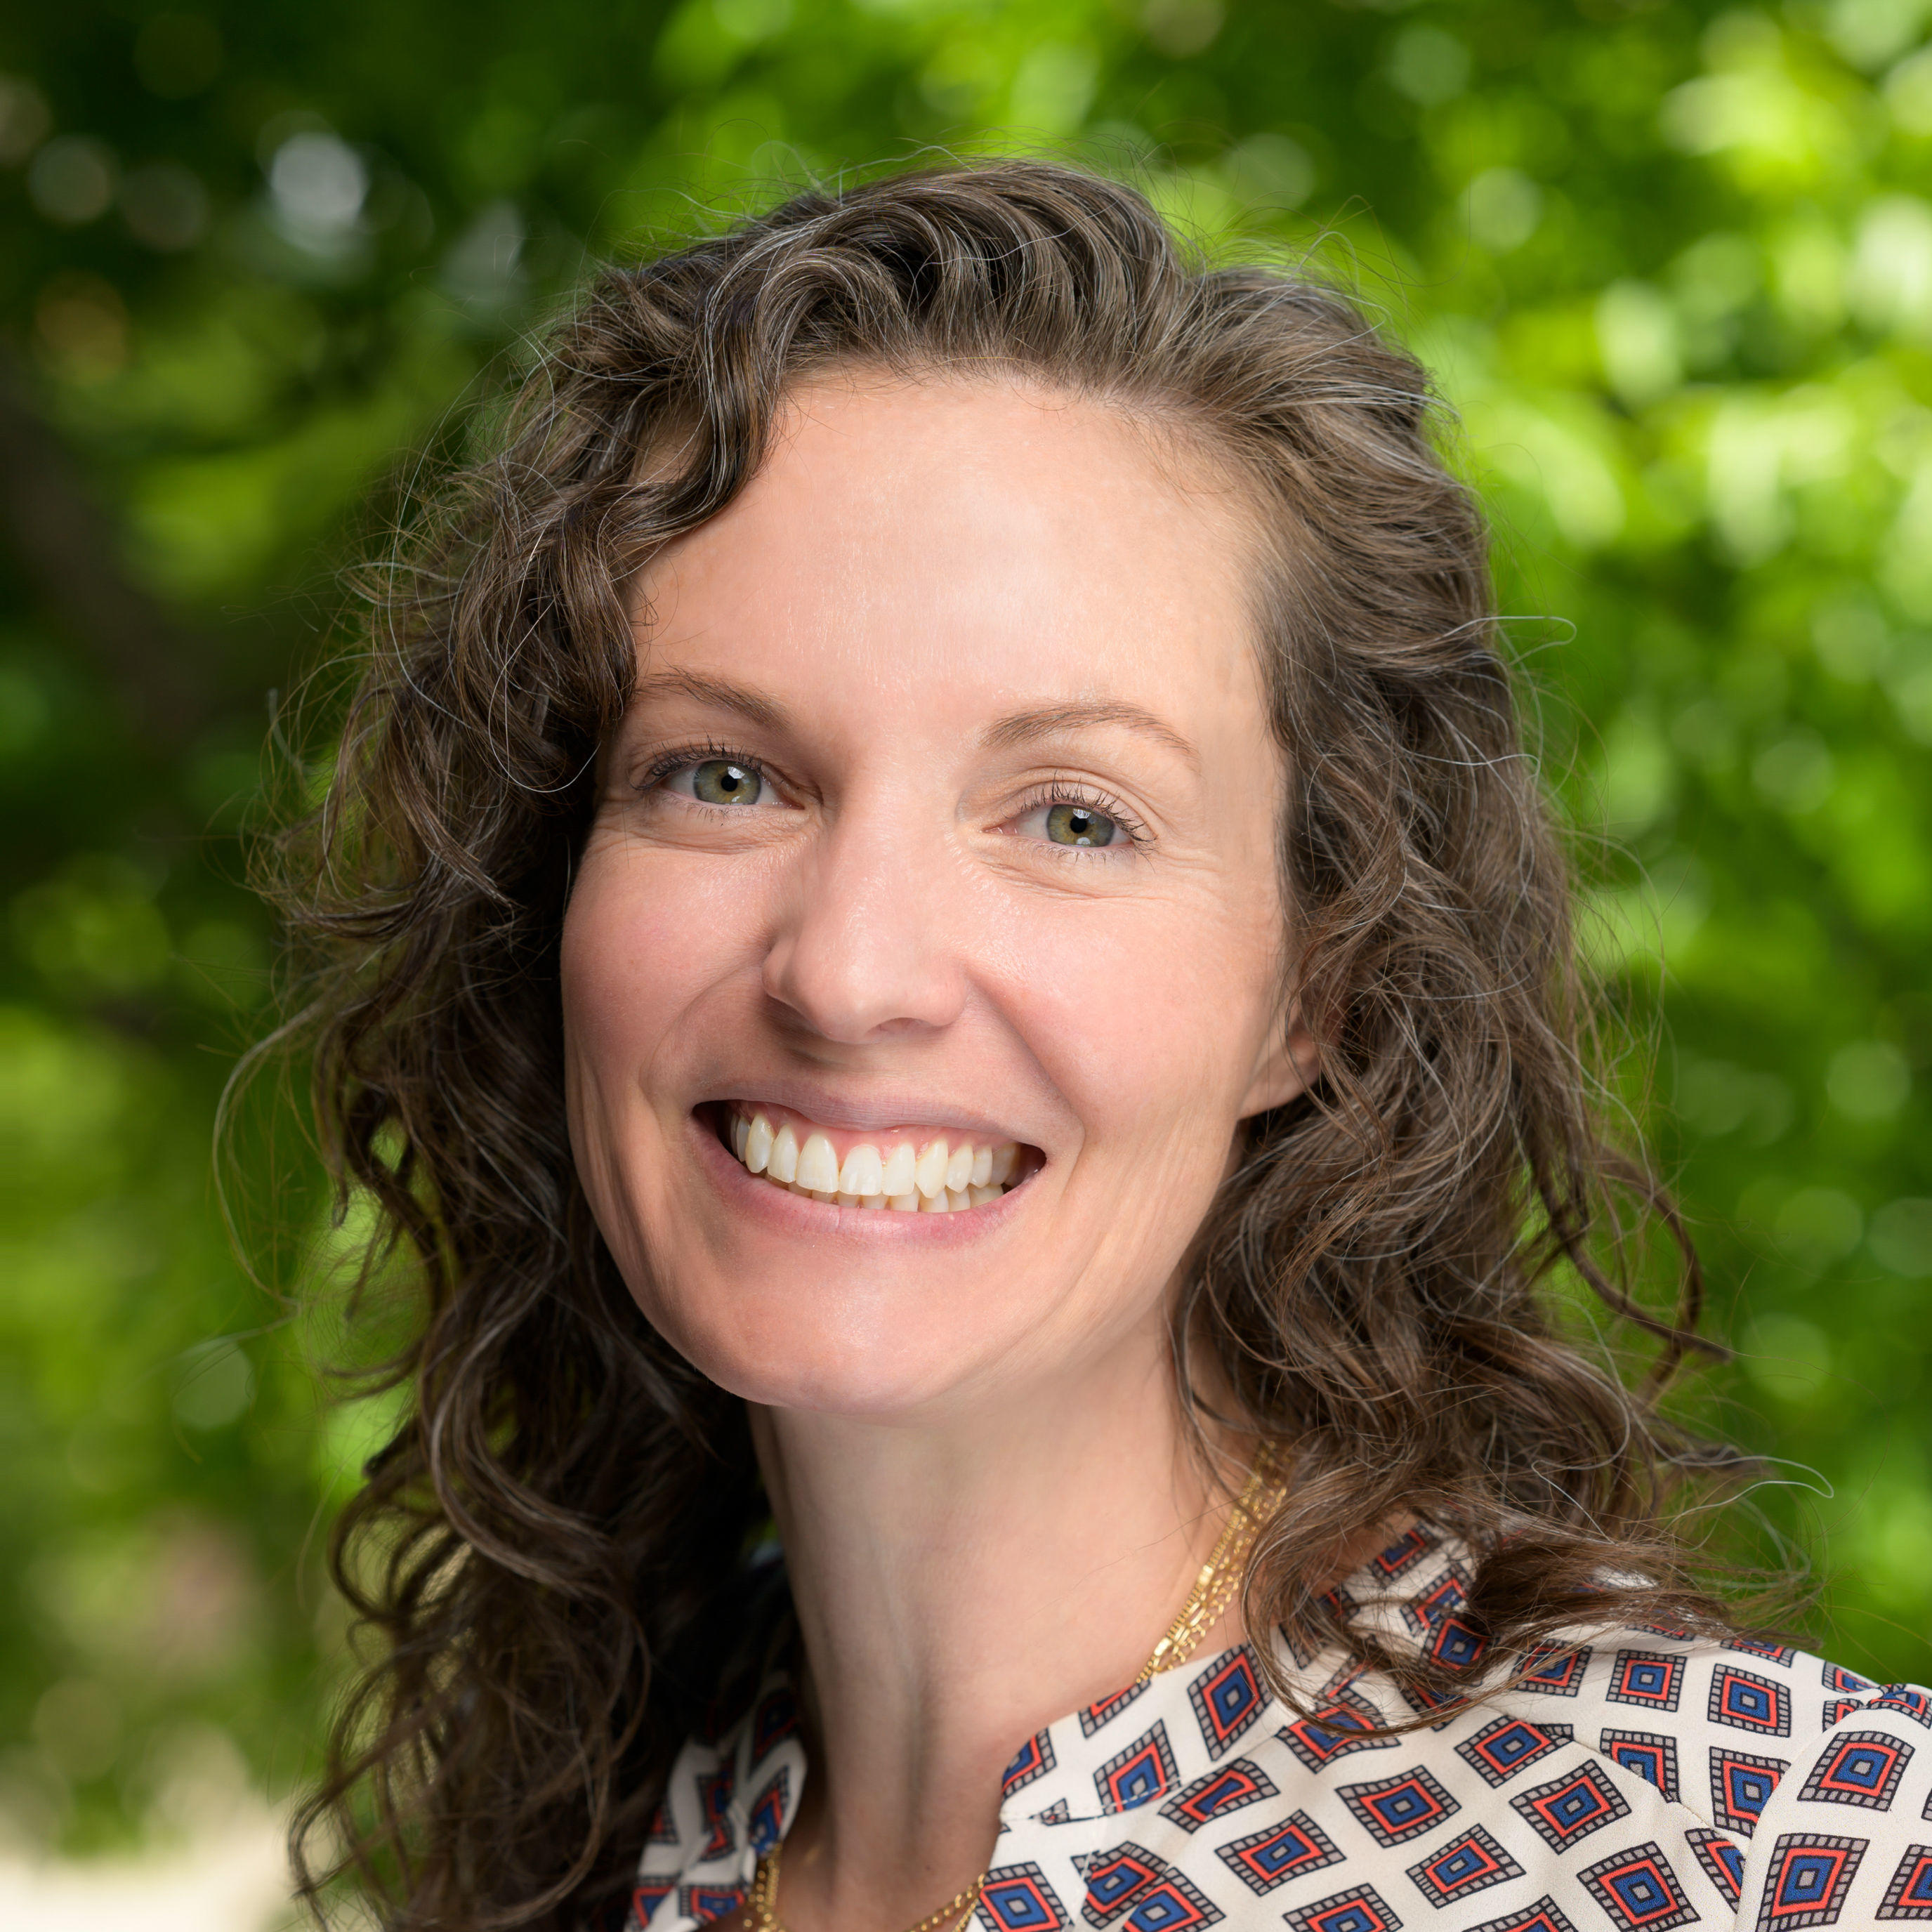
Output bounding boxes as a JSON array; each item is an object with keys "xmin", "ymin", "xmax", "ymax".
[
  {"xmin": 1011, "ymin": 885, "xmax": 1279, "ymax": 1164},
  {"xmin": 560, "ymin": 843, "xmax": 765, "ymax": 1316},
  {"xmin": 560, "ymin": 863, "xmax": 660, "ymax": 1084},
  {"xmin": 558, "ymin": 846, "xmax": 741, "ymax": 1196},
  {"xmin": 561, "ymin": 841, "xmax": 754, "ymax": 1058}
]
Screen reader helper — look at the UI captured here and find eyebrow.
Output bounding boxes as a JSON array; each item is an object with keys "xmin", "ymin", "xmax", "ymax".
[
  {"xmin": 628, "ymin": 668, "xmax": 793, "ymax": 731},
  {"xmin": 981, "ymin": 701, "xmax": 1200, "ymax": 770},
  {"xmin": 626, "ymin": 673, "xmax": 1198, "ymax": 770}
]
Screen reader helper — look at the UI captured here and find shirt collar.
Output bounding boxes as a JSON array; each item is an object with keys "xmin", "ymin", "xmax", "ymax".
[{"xmin": 629, "ymin": 1522, "xmax": 1473, "ymax": 1928}]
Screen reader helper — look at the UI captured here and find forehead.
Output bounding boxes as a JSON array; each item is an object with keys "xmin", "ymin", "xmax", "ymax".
[{"xmin": 631, "ymin": 374, "xmax": 1270, "ymax": 734}]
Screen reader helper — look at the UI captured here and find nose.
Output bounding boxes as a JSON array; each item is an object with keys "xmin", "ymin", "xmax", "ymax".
[{"xmin": 761, "ymin": 799, "xmax": 970, "ymax": 1044}]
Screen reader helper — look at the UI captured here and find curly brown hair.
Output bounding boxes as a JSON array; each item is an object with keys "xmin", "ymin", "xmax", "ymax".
[{"xmin": 270, "ymin": 159, "xmax": 1747, "ymax": 1931}]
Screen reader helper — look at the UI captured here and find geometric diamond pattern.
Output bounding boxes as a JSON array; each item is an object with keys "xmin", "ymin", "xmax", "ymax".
[
  {"xmin": 1159, "ymin": 1758, "xmax": 1277, "ymax": 1834},
  {"xmin": 981, "ymin": 1860, "xmax": 1074, "ymax": 1931},
  {"xmin": 1510, "ymin": 1763, "xmax": 1631, "ymax": 1851},
  {"xmin": 1686, "ymin": 1826, "xmax": 1744, "ymax": 1905},
  {"xmin": 1003, "ymin": 1730, "xmax": 1055, "ymax": 1799},
  {"xmin": 1518, "ymin": 1647, "xmax": 1591, "ymax": 1697},
  {"xmin": 1095, "ymin": 1722, "xmax": 1179, "ymax": 1815},
  {"xmin": 1187, "ymin": 1650, "xmax": 1266, "ymax": 1759},
  {"xmin": 1079, "ymin": 1842, "xmax": 1168, "ymax": 1924},
  {"xmin": 1872, "ymin": 1689, "xmax": 1932, "ymax": 1730},
  {"xmin": 1709, "ymin": 1666, "xmax": 1792, "ymax": 1737},
  {"xmin": 1879, "ymin": 1844, "xmax": 1932, "ymax": 1919},
  {"xmin": 1081, "ymin": 1683, "xmax": 1152, "ymax": 1741},
  {"xmin": 1281, "ymin": 1886, "xmax": 1403, "ymax": 1932},
  {"xmin": 1576, "ymin": 1841, "xmax": 1698, "ymax": 1930},
  {"xmin": 1214, "ymin": 1811, "xmax": 1344, "ymax": 1896},
  {"xmin": 1754, "ymin": 1832, "xmax": 1866, "ymax": 1928},
  {"xmin": 1608, "ymin": 1650, "xmax": 1685, "ymax": 1714},
  {"xmin": 1339, "ymin": 1767, "xmax": 1459, "ymax": 1846},
  {"xmin": 1404, "ymin": 1825, "xmax": 1523, "ymax": 1907},
  {"xmin": 1456, "ymin": 1717, "xmax": 1571, "ymax": 1788},
  {"xmin": 1711, "ymin": 1747, "xmax": 1792, "ymax": 1838},
  {"xmin": 624, "ymin": 1523, "xmax": 1932, "ymax": 1932},
  {"xmin": 1798, "ymin": 1731, "xmax": 1913, "ymax": 1811},
  {"xmin": 1599, "ymin": 1728, "xmax": 1679, "ymax": 1802},
  {"xmin": 1461, "ymin": 1906, "xmax": 1580, "ymax": 1932},
  {"xmin": 1726, "ymin": 1640, "xmax": 1798, "ymax": 1669},
  {"xmin": 1278, "ymin": 1695, "xmax": 1395, "ymax": 1774}
]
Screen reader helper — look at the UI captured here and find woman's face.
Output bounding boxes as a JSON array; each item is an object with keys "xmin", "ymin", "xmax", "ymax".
[{"xmin": 563, "ymin": 376, "xmax": 1313, "ymax": 1417}]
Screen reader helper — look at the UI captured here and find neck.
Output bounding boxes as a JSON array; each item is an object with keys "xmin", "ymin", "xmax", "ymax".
[{"xmin": 747, "ymin": 1324, "xmax": 1251, "ymax": 1932}]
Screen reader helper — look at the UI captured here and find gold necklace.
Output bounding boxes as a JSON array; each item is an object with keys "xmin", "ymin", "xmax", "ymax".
[
  {"xmin": 1132, "ymin": 1446, "xmax": 1276, "ymax": 1685},
  {"xmin": 744, "ymin": 1450, "xmax": 1277, "ymax": 1932},
  {"xmin": 746, "ymin": 1845, "xmax": 982, "ymax": 1932}
]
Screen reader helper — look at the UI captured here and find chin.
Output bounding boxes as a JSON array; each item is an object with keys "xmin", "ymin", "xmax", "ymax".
[{"xmin": 639, "ymin": 1282, "xmax": 1006, "ymax": 1417}]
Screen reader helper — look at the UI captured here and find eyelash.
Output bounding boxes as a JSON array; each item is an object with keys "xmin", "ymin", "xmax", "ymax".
[
  {"xmin": 634, "ymin": 740, "xmax": 775, "ymax": 802},
  {"xmin": 1010, "ymin": 774, "xmax": 1150, "ymax": 855},
  {"xmin": 635, "ymin": 744, "xmax": 1149, "ymax": 853}
]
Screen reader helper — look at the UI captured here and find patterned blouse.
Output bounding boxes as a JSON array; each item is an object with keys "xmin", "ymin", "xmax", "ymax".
[{"xmin": 626, "ymin": 1525, "xmax": 1932, "ymax": 1931}]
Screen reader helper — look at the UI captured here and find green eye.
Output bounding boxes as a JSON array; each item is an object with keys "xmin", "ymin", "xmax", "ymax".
[
  {"xmin": 1045, "ymin": 801, "xmax": 1117, "ymax": 847},
  {"xmin": 690, "ymin": 759, "xmax": 763, "ymax": 806}
]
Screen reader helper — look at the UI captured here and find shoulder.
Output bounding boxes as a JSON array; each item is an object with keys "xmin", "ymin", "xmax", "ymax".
[
  {"xmin": 1476, "ymin": 1624, "xmax": 1898, "ymax": 1806},
  {"xmin": 1635, "ymin": 1639, "xmax": 1932, "ymax": 1926},
  {"xmin": 1219, "ymin": 1534, "xmax": 1932, "ymax": 1931},
  {"xmin": 1310, "ymin": 1623, "xmax": 1932, "ymax": 1928}
]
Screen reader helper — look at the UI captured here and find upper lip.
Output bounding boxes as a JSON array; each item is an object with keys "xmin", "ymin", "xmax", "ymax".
[{"xmin": 700, "ymin": 1082, "xmax": 1035, "ymax": 1146}]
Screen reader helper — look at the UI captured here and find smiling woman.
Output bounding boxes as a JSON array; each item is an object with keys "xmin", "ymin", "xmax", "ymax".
[{"xmin": 268, "ymin": 162, "xmax": 1931, "ymax": 1932}]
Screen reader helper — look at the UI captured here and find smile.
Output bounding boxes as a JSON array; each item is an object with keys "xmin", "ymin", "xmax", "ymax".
[{"xmin": 722, "ymin": 1101, "xmax": 1029, "ymax": 1211}]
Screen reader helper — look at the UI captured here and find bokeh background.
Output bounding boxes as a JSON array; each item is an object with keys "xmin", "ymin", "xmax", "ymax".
[{"xmin": 3, "ymin": 0, "xmax": 1931, "ymax": 1921}]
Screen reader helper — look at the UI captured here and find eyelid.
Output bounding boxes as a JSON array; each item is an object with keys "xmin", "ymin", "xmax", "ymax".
[
  {"xmin": 629, "ymin": 747, "xmax": 1147, "ymax": 850},
  {"xmin": 634, "ymin": 740, "xmax": 788, "ymax": 803},
  {"xmin": 1006, "ymin": 775, "xmax": 1150, "ymax": 851}
]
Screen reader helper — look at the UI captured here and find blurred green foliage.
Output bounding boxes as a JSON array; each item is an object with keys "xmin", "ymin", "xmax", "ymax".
[{"xmin": 2, "ymin": 0, "xmax": 1929, "ymax": 1865}]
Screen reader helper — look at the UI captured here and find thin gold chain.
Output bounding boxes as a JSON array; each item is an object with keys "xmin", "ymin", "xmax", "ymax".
[
  {"xmin": 746, "ymin": 1844, "xmax": 982, "ymax": 1932},
  {"xmin": 1132, "ymin": 1447, "xmax": 1277, "ymax": 1685},
  {"xmin": 744, "ymin": 1450, "xmax": 1278, "ymax": 1932}
]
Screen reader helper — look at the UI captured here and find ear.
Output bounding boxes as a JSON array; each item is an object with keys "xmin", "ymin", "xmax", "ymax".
[{"xmin": 1237, "ymin": 993, "xmax": 1322, "ymax": 1119}]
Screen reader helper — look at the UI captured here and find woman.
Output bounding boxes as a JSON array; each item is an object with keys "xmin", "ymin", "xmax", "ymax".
[{"xmin": 280, "ymin": 162, "xmax": 1931, "ymax": 1932}]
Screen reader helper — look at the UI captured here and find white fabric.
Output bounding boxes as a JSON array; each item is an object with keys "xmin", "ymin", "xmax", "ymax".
[{"xmin": 627, "ymin": 1524, "xmax": 1932, "ymax": 1930}]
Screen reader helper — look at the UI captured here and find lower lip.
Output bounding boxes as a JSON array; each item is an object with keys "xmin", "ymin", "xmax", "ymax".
[{"xmin": 690, "ymin": 1112, "xmax": 1032, "ymax": 1242}]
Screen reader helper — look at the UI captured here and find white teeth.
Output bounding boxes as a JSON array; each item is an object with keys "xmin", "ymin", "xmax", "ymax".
[
  {"xmin": 732, "ymin": 1112, "xmax": 1023, "ymax": 1214},
  {"xmin": 839, "ymin": 1143, "xmax": 885, "ymax": 1196},
  {"xmin": 880, "ymin": 1142, "xmax": 916, "ymax": 1197},
  {"xmin": 914, "ymin": 1138, "xmax": 950, "ymax": 1199},
  {"xmin": 797, "ymin": 1132, "xmax": 839, "ymax": 1193}
]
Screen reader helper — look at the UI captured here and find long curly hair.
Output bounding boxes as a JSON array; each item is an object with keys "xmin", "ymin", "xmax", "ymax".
[{"xmin": 270, "ymin": 159, "xmax": 1747, "ymax": 1931}]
